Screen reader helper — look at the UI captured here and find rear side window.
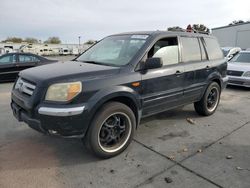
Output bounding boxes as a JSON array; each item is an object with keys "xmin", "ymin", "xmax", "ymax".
[
  {"xmin": 181, "ymin": 37, "xmax": 201, "ymax": 62},
  {"xmin": 203, "ymin": 38, "xmax": 223, "ymax": 60},
  {"xmin": 19, "ymin": 55, "xmax": 40, "ymax": 63}
]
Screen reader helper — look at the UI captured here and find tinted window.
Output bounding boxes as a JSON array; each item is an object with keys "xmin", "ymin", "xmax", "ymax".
[
  {"xmin": 231, "ymin": 53, "xmax": 250, "ymax": 63},
  {"xmin": 181, "ymin": 37, "xmax": 201, "ymax": 62},
  {"xmin": 203, "ymin": 38, "xmax": 223, "ymax": 60},
  {"xmin": 149, "ymin": 37, "xmax": 179, "ymax": 66},
  {"xmin": 0, "ymin": 54, "xmax": 16, "ymax": 64},
  {"xmin": 222, "ymin": 49, "xmax": 229, "ymax": 57},
  {"xmin": 19, "ymin": 55, "xmax": 40, "ymax": 63}
]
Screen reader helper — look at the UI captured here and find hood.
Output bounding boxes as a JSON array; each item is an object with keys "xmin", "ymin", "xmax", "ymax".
[
  {"xmin": 228, "ymin": 62, "xmax": 250, "ymax": 72},
  {"xmin": 19, "ymin": 61, "xmax": 120, "ymax": 86}
]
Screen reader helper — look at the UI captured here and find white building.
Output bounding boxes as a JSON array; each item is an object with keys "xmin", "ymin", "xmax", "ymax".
[
  {"xmin": 0, "ymin": 42, "xmax": 92, "ymax": 56},
  {"xmin": 212, "ymin": 22, "xmax": 250, "ymax": 49}
]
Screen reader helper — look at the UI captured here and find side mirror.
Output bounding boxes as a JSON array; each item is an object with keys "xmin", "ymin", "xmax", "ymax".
[{"xmin": 145, "ymin": 57, "xmax": 163, "ymax": 70}]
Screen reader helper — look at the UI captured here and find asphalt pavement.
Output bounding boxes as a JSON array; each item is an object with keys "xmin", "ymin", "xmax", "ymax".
[{"xmin": 0, "ymin": 82, "xmax": 249, "ymax": 188}]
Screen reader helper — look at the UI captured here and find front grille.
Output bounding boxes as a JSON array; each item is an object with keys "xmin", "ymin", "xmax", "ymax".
[
  {"xmin": 227, "ymin": 70, "xmax": 244, "ymax": 76},
  {"xmin": 15, "ymin": 77, "xmax": 36, "ymax": 96}
]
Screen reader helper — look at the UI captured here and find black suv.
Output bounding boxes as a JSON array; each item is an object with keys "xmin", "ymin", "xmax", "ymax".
[{"xmin": 11, "ymin": 31, "xmax": 228, "ymax": 158}]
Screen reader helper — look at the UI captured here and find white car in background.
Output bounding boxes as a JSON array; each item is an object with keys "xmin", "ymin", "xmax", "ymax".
[
  {"xmin": 227, "ymin": 51, "xmax": 250, "ymax": 87},
  {"xmin": 222, "ymin": 47, "xmax": 241, "ymax": 60},
  {"xmin": 59, "ymin": 48, "xmax": 70, "ymax": 55}
]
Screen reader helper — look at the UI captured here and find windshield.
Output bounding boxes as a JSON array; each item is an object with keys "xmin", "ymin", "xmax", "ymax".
[
  {"xmin": 230, "ymin": 53, "xmax": 250, "ymax": 63},
  {"xmin": 222, "ymin": 49, "xmax": 229, "ymax": 57},
  {"xmin": 77, "ymin": 35, "xmax": 148, "ymax": 66}
]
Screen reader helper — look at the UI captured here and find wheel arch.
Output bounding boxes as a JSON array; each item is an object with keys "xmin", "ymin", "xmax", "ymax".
[
  {"xmin": 207, "ymin": 71, "xmax": 223, "ymax": 89},
  {"xmin": 85, "ymin": 86, "xmax": 142, "ymax": 134}
]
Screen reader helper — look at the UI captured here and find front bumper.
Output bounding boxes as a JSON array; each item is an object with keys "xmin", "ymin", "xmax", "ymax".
[
  {"xmin": 11, "ymin": 100, "xmax": 89, "ymax": 137},
  {"xmin": 227, "ymin": 76, "xmax": 250, "ymax": 88},
  {"xmin": 38, "ymin": 106, "xmax": 85, "ymax": 116}
]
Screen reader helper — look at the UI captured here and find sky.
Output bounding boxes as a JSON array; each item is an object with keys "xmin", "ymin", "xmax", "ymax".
[{"xmin": 1, "ymin": 0, "xmax": 250, "ymax": 43}]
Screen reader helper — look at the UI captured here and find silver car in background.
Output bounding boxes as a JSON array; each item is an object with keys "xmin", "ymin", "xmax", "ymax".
[{"xmin": 227, "ymin": 51, "xmax": 250, "ymax": 87}]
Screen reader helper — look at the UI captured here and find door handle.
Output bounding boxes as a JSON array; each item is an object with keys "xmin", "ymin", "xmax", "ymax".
[
  {"xmin": 175, "ymin": 70, "xmax": 183, "ymax": 76},
  {"xmin": 206, "ymin": 65, "xmax": 210, "ymax": 70}
]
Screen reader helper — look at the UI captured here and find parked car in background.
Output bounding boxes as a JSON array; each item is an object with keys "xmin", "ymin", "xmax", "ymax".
[
  {"xmin": 227, "ymin": 51, "xmax": 250, "ymax": 87},
  {"xmin": 222, "ymin": 47, "xmax": 241, "ymax": 60},
  {"xmin": 0, "ymin": 52, "xmax": 58, "ymax": 82},
  {"xmin": 11, "ymin": 31, "xmax": 227, "ymax": 158}
]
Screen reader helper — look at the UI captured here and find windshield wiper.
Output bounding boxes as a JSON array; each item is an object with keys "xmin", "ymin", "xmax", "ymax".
[{"xmin": 79, "ymin": 60, "xmax": 117, "ymax": 67}]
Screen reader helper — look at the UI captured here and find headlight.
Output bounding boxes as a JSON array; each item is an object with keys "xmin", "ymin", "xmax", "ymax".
[
  {"xmin": 45, "ymin": 81, "xmax": 82, "ymax": 102},
  {"xmin": 243, "ymin": 71, "xmax": 250, "ymax": 77}
]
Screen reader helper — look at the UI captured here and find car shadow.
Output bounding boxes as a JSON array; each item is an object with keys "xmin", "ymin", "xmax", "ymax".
[
  {"xmin": 1, "ymin": 107, "xmax": 197, "ymax": 171},
  {"xmin": 0, "ymin": 130, "xmax": 100, "ymax": 171},
  {"xmin": 140, "ymin": 106, "xmax": 200, "ymax": 124},
  {"xmin": 226, "ymin": 85, "xmax": 250, "ymax": 91}
]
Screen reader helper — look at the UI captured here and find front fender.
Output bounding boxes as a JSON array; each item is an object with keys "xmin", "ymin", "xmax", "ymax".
[{"xmin": 84, "ymin": 85, "xmax": 142, "ymax": 129}]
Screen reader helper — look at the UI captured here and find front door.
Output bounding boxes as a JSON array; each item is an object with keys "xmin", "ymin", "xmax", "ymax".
[
  {"xmin": 0, "ymin": 54, "xmax": 18, "ymax": 82},
  {"xmin": 141, "ymin": 37, "xmax": 185, "ymax": 117}
]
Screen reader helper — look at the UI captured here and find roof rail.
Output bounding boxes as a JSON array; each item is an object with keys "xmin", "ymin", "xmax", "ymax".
[
  {"xmin": 192, "ymin": 29, "xmax": 210, "ymax": 35},
  {"xmin": 186, "ymin": 24, "xmax": 210, "ymax": 35}
]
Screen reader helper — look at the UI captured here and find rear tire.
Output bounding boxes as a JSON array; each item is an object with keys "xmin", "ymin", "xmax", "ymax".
[
  {"xmin": 194, "ymin": 82, "xmax": 221, "ymax": 116},
  {"xmin": 85, "ymin": 102, "xmax": 136, "ymax": 158}
]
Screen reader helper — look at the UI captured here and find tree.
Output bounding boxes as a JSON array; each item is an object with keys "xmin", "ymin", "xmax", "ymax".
[
  {"xmin": 44, "ymin": 37, "xmax": 61, "ymax": 44},
  {"xmin": 192, "ymin": 24, "xmax": 210, "ymax": 34},
  {"xmin": 24, "ymin": 37, "xmax": 38, "ymax": 43},
  {"xmin": 167, "ymin": 26, "xmax": 185, "ymax": 32},
  {"xmin": 84, "ymin": 40, "xmax": 97, "ymax": 45},
  {"xmin": 229, "ymin": 20, "xmax": 245, "ymax": 26},
  {"xmin": 2, "ymin": 37, "xmax": 23, "ymax": 43}
]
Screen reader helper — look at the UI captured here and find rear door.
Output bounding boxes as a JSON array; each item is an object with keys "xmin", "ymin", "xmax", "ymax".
[
  {"xmin": 17, "ymin": 54, "xmax": 40, "ymax": 71},
  {"xmin": 141, "ymin": 37, "xmax": 185, "ymax": 116},
  {"xmin": 0, "ymin": 54, "xmax": 18, "ymax": 82},
  {"xmin": 180, "ymin": 36, "xmax": 208, "ymax": 102}
]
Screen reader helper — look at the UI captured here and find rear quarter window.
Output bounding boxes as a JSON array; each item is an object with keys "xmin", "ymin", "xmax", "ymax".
[{"xmin": 203, "ymin": 38, "xmax": 223, "ymax": 60}]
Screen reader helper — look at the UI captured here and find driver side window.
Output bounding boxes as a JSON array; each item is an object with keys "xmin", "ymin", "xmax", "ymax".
[{"xmin": 148, "ymin": 37, "xmax": 179, "ymax": 66}]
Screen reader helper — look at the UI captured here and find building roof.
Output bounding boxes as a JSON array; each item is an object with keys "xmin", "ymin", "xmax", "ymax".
[{"xmin": 212, "ymin": 22, "xmax": 250, "ymax": 30}]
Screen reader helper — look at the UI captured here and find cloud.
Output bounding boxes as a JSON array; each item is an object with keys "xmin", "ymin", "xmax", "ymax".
[{"xmin": 1, "ymin": 0, "xmax": 250, "ymax": 43}]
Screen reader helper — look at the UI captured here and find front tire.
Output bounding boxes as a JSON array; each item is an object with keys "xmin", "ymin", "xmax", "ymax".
[
  {"xmin": 85, "ymin": 102, "xmax": 136, "ymax": 158},
  {"xmin": 194, "ymin": 82, "xmax": 221, "ymax": 116}
]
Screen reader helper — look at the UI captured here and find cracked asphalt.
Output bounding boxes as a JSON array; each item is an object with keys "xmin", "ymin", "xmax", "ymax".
[{"xmin": 0, "ymin": 82, "xmax": 249, "ymax": 188}]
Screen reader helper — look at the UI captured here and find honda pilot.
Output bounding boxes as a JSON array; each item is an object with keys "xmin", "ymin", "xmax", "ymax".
[{"xmin": 11, "ymin": 31, "xmax": 228, "ymax": 158}]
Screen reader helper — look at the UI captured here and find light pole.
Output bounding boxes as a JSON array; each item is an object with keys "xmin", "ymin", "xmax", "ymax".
[{"xmin": 78, "ymin": 36, "xmax": 81, "ymax": 54}]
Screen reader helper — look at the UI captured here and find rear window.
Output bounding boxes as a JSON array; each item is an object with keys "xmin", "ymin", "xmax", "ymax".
[
  {"xmin": 203, "ymin": 38, "xmax": 223, "ymax": 60},
  {"xmin": 181, "ymin": 37, "xmax": 201, "ymax": 62},
  {"xmin": 222, "ymin": 49, "xmax": 229, "ymax": 57}
]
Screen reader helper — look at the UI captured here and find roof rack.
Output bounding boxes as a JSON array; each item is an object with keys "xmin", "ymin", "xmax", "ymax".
[{"xmin": 186, "ymin": 24, "xmax": 210, "ymax": 35}]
